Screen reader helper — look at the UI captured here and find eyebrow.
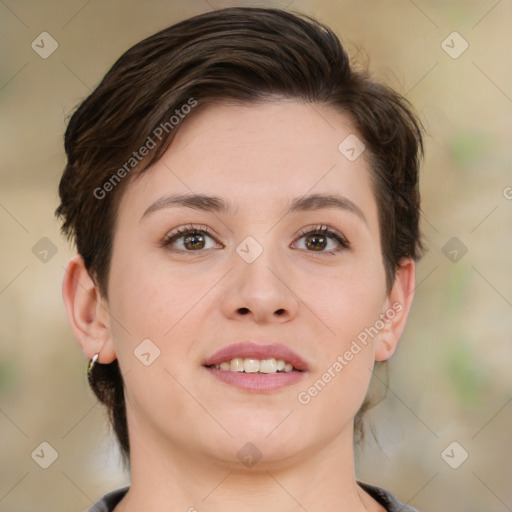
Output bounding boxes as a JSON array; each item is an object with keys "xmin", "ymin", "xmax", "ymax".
[
  {"xmin": 140, "ymin": 193, "xmax": 234, "ymax": 221},
  {"xmin": 140, "ymin": 192, "xmax": 367, "ymax": 224},
  {"xmin": 287, "ymin": 193, "xmax": 367, "ymax": 224}
]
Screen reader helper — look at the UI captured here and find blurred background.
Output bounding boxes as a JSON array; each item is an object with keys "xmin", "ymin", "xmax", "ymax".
[{"xmin": 1, "ymin": 0, "xmax": 511, "ymax": 510}]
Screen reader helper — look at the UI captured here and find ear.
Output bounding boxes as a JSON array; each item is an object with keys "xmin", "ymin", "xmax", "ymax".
[
  {"xmin": 374, "ymin": 258, "xmax": 416, "ymax": 362},
  {"xmin": 62, "ymin": 254, "xmax": 117, "ymax": 363}
]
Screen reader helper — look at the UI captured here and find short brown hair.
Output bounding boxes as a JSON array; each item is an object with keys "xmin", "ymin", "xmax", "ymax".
[{"xmin": 56, "ymin": 6, "xmax": 424, "ymax": 468}]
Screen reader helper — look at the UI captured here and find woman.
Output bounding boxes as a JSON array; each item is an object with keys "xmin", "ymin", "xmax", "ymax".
[{"xmin": 56, "ymin": 7, "xmax": 424, "ymax": 512}]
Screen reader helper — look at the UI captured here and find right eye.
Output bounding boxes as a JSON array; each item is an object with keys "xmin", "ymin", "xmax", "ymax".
[{"xmin": 162, "ymin": 225, "xmax": 222, "ymax": 252}]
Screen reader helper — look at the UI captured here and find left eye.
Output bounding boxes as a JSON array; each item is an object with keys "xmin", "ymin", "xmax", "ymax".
[{"xmin": 292, "ymin": 226, "xmax": 349, "ymax": 253}]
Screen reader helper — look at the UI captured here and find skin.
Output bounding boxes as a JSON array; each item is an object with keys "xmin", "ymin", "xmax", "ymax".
[{"xmin": 63, "ymin": 100, "xmax": 415, "ymax": 512}]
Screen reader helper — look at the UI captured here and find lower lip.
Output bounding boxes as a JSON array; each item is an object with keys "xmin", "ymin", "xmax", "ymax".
[{"xmin": 204, "ymin": 367, "xmax": 306, "ymax": 392}]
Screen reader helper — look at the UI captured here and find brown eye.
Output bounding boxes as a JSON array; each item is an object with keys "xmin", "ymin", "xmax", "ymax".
[
  {"xmin": 163, "ymin": 226, "xmax": 219, "ymax": 252},
  {"xmin": 293, "ymin": 225, "xmax": 350, "ymax": 254},
  {"xmin": 305, "ymin": 233, "xmax": 327, "ymax": 251},
  {"xmin": 182, "ymin": 232, "xmax": 206, "ymax": 250}
]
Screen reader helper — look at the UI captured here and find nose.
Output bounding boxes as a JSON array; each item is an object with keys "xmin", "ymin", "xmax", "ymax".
[{"xmin": 220, "ymin": 250, "xmax": 300, "ymax": 324}]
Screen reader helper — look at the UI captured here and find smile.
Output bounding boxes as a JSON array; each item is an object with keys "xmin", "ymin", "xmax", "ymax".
[
  {"xmin": 203, "ymin": 342, "xmax": 307, "ymax": 392},
  {"xmin": 206, "ymin": 357, "xmax": 298, "ymax": 374}
]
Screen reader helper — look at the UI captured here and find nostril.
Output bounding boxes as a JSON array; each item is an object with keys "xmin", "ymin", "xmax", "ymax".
[
  {"xmin": 275, "ymin": 309, "xmax": 285, "ymax": 316},
  {"xmin": 238, "ymin": 307, "xmax": 250, "ymax": 315}
]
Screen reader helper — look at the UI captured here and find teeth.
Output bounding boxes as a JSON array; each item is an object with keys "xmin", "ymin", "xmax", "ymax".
[
  {"xmin": 244, "ymin": 358, "xmax": 260, "ymax": 373},
  {"xmin": 212, "ymin": 358, "xmax": 295, "ymax": 373},
  {"xmin": 259, "ymin": 358, "xmax": 277, "ymax": 374},
  {"xmin": 230, "ymin": 358, "xmax": 244, "ymax": 372}
]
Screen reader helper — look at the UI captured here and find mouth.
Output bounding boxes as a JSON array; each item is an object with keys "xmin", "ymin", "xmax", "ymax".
[
  {"xmin": 206, "ymin": 357, "xmax": 299, "ymax": 374},
  {"xmin": 202, "ymin": 342, "xmax": 308, "ymax": 392}
]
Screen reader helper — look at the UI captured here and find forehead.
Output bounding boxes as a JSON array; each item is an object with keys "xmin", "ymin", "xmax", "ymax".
[{"xmin": 120, "ymin": 100, "xmax": 378, "ymax": 223}]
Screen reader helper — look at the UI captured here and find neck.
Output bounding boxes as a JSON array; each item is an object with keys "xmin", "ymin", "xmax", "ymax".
[{"xmin": 114, "ymin": 417, "xmax": 381, "ymax": 512}]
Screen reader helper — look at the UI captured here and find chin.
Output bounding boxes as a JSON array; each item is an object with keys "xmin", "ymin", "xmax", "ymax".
[
  {"xmin": 212, "ymin": 436, "xmax": 307, "ymax": 472},
  {"xmin": 225, "ymin": 407, "xmax": 300, "ymax": 438}
]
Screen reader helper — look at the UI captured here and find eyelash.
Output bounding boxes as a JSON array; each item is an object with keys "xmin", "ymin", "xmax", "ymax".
[
  {"xmin": 294, "ymin": 225, "xmax": 350, "ymax": 253},
  {"xmin": 161, "ymin": 224, "xmax": 350, "ymax": 254},
  {"xmin": 161, "ymin": 224, "xmax": 218, "ymax": 251}
]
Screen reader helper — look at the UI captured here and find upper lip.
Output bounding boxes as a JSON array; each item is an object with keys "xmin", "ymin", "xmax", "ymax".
[{"xmin": 203, "ymin": 342, "xmax": 309, "ymax": 371}]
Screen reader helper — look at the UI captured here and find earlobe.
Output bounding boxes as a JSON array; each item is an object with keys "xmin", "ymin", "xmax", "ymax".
[
  {"xmin": 62, "ymin": 254, "xmax": 117, "ymax": 364},
  {"xmin": 374, "ymin": 258, "xmax": 416, "ymax": 362}
]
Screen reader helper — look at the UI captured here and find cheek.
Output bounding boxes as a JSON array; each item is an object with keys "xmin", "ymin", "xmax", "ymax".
[
  {"xmin": 297, "ymin": 278, "xmax": 380, "ymax": 419},
  {"xmin": 300, "ymin": 263, "xmax": 384, "ymax": 411},
  {"xmin": 309, "ymin": 263, "xmax": 386, "ymax": 342},
  {"xmin": 107, "ymin": 254, "xmax": 205, "ymax": 357}
]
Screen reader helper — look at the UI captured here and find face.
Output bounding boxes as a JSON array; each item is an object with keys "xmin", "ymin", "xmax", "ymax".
[{"xmin": 105, "ymin": 100, "xmax": 397, "ymax": 468}]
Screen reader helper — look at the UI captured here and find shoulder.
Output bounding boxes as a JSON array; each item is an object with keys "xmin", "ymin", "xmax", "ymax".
[
  {"xmin": 357, "ymin": 481, "xmax": 421, "ymax": 512},
  {"xmin": 87, "ymin": 486, "xmax": 129, "ymax": 512}
]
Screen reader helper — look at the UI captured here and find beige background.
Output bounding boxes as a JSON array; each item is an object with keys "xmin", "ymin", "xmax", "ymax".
[{"xmin": 1, "ymin": 0, "xmax": 511, "ymax": 510}]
